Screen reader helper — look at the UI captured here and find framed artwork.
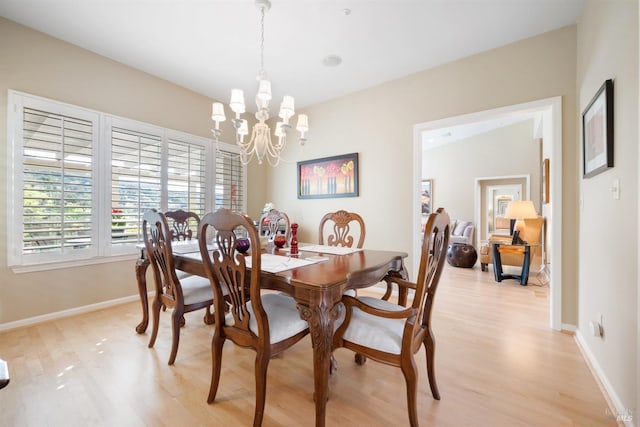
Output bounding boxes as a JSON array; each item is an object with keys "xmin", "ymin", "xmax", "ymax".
[
  {"xmin": 582, "ymin": 79, "xmax": 614, "ymax": 178},
  {"xmin": 542, "ymin": 158, "xmax": 550, "ymax": 204},
  {"xmin": 297, "ymin": 152, "xmax": 359, "ymax": 199},
  {"xmin": 421, "ymin": 179, "xmax": 432, "ymax": 215}
]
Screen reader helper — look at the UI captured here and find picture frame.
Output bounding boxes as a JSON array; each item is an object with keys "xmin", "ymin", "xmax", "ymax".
[
  {"xmin": 297, "ymin": 152, "xmax": 359, "ymax": 199},
  {"xmin": 582, "ymin": 79, "xmax": 614, "ymax": 178},
  {"xmin": 542, "ymin": 158, "xmax": 550, "ymax": 204},
  {"xmin": 421, "ymin": 179, "xmax": 433, "ymax": 216}
]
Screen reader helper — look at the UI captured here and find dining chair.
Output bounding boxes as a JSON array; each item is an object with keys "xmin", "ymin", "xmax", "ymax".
[
  {"xmin": 164, "ymin": 209, "xmax": 200, "ymax": 241},
  {"xmin": 142, "ymin": 209, "xmax": 214, "ymax": 365},
  {"xmin": 164, "ymin": 209, "xmax": 200, "ymax": 280},
  {"xmin": 198, "ymin": 208, "xmax": 309, "ymax": 427},
  {"xmin": 258, "ymin": 209, "xmax": 291, "ymax": 243},
  {"xmin": 332, "ymin": 207, "xmax": 450, "ymax": 426},
  {"xmin": 318, "ymin": 210, "xmax": 366, "ymax": 249},
  {"xmin": 318, "ymin": 210, "xmax": 400, "ymax": 303}
]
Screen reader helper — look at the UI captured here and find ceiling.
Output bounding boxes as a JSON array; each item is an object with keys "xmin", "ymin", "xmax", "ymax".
[{"xmin": 1, "ymin": 0, "xmax": 584, "ymax": 112}]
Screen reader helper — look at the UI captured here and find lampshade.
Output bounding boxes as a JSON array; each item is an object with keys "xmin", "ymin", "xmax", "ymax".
[
  {"xmin": 229, "ymin": 89, "xmax": 245, "ymax": 115},
  {"xmin": 211, "ymin": 102, "xmax": 226, "ymax": 122},
  {"xmin": 505, "ymin": 200, "xmax": 537, "ymax": 236},
  {"xmin": 279, "ymin": 96, "xmax": 295, "ymax": 122},
  {"xmin": 296, "ymin": 114, "xmax": 309, "ymax": 133},
  {"xmin": 505, "ymin": 200, "xmax": 537, "ymax": 219},
  {"xmin": 256, "ymin": 79, "xmax": 272, "ymax": 102}
]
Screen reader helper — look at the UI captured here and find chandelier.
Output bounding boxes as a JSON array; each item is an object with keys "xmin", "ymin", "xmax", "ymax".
[{"xmin": 210, "ymin": 0, "xmax": 309, "ymax": 167}]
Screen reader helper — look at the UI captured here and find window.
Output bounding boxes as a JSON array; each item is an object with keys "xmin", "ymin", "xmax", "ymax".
[
  {"xmin": 214, "ymin": 146, "xmax": 245, "ymax": 212},
  {"xmin": 8, "ymin": 91, "xmax": 246, "ymax": 270}
]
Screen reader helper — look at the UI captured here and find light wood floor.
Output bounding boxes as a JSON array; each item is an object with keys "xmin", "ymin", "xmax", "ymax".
[{"xmin": 0, "ymin": 265, "xmax": 617, "ymax": 427}]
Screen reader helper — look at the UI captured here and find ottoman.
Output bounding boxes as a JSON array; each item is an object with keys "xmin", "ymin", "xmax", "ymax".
[{"xmin": 446, "ymin": 243, "xmax": 477, "ymax": 268}]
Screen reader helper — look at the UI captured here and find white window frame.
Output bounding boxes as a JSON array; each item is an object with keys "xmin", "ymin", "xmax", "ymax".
[{"xmin": 7, "ymin": 90, "xmax": 246, "ymax": 272}]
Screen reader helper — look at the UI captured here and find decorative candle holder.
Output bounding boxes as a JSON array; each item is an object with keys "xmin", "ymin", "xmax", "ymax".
[{"xmin": 290, "ymin": 223, "xmax": 299, "ymax": 256}]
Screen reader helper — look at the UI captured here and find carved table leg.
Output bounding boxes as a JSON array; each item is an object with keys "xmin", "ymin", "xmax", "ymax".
[
  {"xmin": 135, "ymin": 256, "xmax": 150, "ymax": 334},
  {"xmin": 297, "ymin": 301, "xmax": 341, "ymax": 427}
]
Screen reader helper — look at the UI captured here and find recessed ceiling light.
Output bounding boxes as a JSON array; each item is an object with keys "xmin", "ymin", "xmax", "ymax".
[
  {"xmin": 342, "ymin": 8, "xmax": 351, "ymax": 16},
  {"xmin": 323, "ymin": 55, "xmax": 342, "ymax": 67}
]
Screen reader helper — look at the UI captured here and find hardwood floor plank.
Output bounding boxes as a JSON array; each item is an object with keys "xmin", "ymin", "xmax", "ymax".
[{"xmin": 0, "ymin": 265, "xmax": 616, "ymax": 426}]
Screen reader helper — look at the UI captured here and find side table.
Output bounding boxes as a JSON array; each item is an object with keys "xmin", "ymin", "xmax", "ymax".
[{"xmin": 492, "ymin": 243, "xmax": 531, "ymax": 285}]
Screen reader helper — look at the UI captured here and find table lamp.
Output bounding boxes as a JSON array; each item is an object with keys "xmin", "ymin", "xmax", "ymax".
[{"xmin": 505, "ymin": 200, "xmax": 537, "ymax": 238}]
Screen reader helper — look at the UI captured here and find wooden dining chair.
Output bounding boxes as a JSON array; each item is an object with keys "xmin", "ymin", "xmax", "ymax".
[
  {"xmin": 319, "ymin": 210, "xmax": 401, "ymax": 303},
  {"xmin": 318, "ymin": 210, "xmax": 366, "ymax": 249},
  {"xmin": 258, "ymin": 209, "xmax": 291, "ymax": 243},
  {"xmin": 332, "ymin": 208, "xmax": 450, "ymax": 426},
  {"xmin": 164, "ymin": 209, "xmax": 200, "ymax": 241},
  {"xmin": 198, "ymin": 208, "xmax": 309, "ymax": 427},
  {"xmin": 164, "ymin": 209, "xmax": 201, "ymax": 280},
  {"xmin": 142, "ymin": 209, "xmax": 214, "ymax": 365}
]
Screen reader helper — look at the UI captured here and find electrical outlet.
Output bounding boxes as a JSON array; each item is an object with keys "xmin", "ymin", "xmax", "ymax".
[
  {"xmin": 589, "ymin": 321, "xmax": 602, "ymax": 337},
  {"xmin": 612, "ymin": 179, "xmax": 620, "ymax": 200},
  {"xmin": 589, "ymin": 313, "xmax": 604, "ymax": 337}
]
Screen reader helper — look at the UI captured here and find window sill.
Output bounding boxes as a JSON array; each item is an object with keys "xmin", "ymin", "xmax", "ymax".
[{"xmin": 10, "ymin": 252, "xmax": 138, "ymax": 274}]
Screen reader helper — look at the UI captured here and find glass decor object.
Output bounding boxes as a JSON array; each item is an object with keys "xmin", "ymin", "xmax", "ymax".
[
  {"xmin": 273, "ymin": 234, "xmax": 286, "ymax": 248},
  {"xmin": 237, "ymin": 237, "xmax": 251, "ymax": 253}
]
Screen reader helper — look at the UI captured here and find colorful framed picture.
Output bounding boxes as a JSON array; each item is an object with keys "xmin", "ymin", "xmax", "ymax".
[
  {"xmin": 297, "ymin": 152, "xmax": 359, "ymax": 199},
  {"xmin": 582, "ymin": 79, "xmax": 614, "ymax": 178}
]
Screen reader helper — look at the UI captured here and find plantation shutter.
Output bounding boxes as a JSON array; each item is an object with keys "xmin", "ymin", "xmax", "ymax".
[
  {"xmin": 111, "ymin": 127, "xmax": 162, "ymax": 245},
  {"xmin": 22, "ymin": 107, "xmax": 94, "ymax": 255},
  {"xmin": 215, "ymin": 147, "xmax": 244, "ymax": 212},
  {"xmin": 167, "ymin": 139, "xmax": 206, "ymax": 216}
]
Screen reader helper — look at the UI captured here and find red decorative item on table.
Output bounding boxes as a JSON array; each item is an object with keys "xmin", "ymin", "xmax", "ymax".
[
  {"xmin": 290, "ymin": 223, "xmax": 299, "ymax": 256},
  {"xmin": 273, "ymin": 234, "xmax": 286, "ymax": 248}
]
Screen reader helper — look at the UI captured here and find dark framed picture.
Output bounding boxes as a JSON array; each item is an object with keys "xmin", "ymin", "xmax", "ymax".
[
  {"xmin": 542, "ymin": 158, "xmax": 549, "ymax": 204},
  {"xmin": 421, "ymin": 179, "xmax": 432, "ymax": 215},
  {"xmin": 297, "ymin": 152, "xmax": 359, "ymax": 199},
  {"xmin": 582, "ymin": 79, "xmax": 613, "ymax": 178}
]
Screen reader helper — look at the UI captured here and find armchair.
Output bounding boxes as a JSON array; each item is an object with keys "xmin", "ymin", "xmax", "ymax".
[
  {"xmin": 332, "ymin": 208, "xmax": 450, "ymax": 426},
  {"xmin": 449, "ymin": 220, "xmax": 475, "ymax": 246}
]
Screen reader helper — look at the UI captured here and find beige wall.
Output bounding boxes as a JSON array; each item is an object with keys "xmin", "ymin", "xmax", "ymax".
[
  {"xmin": 423, "ymin": 119, "xmax": 541, "ymax": 234},
  {"xmin": 577, "ymin": 0, "xmax": 638, "ymax": 419},
  {"xmin": 267, "ymin": 26, "xmax": 578, "ymax": 323},
  {"xmin": 0, "ymin": 18, "xmax": 254, "ymax": 324}
]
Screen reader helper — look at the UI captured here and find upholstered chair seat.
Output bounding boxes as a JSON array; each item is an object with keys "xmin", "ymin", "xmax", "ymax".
[
  {"xmin": 225, "ymin": 293, "xmax": 308, "ymax": 344},
  {"xmin": 180, "ymin": 275, "xmax": 214, "ymax": 305},
  {"xmin": 339, "ymin": 296, "xmax": 406, "ymax": 354}
]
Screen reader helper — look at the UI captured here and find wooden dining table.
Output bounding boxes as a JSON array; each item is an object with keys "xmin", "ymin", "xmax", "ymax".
[{"xmin": 134, "ymin": 244, "xmax": 408, "ymax": 427}]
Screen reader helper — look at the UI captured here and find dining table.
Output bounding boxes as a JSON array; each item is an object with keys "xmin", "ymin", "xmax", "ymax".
[{"xmin": 134, "ymin": 241, "xmax": 408, "ymax": 427}]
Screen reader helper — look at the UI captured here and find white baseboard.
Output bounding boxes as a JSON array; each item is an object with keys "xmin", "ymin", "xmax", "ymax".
[
  {"xmin": 574, "ymin": 330, "xmax": 635, "ymax": 426},
  {"xmin": 0, "ymin": 294, "xmax": 142, "ymax": 332}
]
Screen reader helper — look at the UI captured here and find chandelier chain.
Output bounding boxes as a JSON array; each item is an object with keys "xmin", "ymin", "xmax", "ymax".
[{"xmin": 259, "ymin": 6, "xmax": 265, "ymax": 76}]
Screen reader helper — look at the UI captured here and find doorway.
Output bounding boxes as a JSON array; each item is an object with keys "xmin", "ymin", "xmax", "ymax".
[
  {"xmin": 412, "ymin": 97, "xmax": 562, "ymax": 330},
  {"xmin": 483, "ymin": 181, "xmax": 524, "ymax": 239}
]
